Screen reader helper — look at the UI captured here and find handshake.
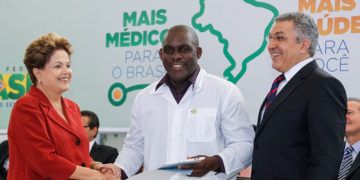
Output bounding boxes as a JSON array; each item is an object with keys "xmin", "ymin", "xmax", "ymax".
[
  {"xmin": 83, "ymin": 162, "xmax": 122, "ymax": 180},
  {"xmin": 88, "ymin": 155, "xmax": 222, "ymax": 179}
]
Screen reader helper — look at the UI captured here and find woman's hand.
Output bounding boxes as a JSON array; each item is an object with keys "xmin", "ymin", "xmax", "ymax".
[{"xmin": 92, "ymin": 162, "xmax": 121, "ymax": 178}]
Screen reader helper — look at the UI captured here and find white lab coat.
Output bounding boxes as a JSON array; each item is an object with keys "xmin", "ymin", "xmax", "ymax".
[{"xmin": 115, "ymin": 69, "xmax": 254, "ymax": 179}]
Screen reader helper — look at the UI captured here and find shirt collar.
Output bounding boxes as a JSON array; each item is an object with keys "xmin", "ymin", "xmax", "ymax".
[
  {"xmin": 283, "ymin": 57, "xmax": 313, "ymax": 82},
  {"xmin": 348, "ymin": 140, "xmax": 360, "ymax": 154},
  {"xmin": 89, "ymin": 140, "xmax": 95, "ymax": 153},
  {"xmin": 155, "ymin": 66, "xmax": 200, "ymax": 91}
]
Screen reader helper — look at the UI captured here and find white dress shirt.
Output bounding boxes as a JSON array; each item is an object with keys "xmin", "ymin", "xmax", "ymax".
[
  {"xmin": 277, "ymin": 58, "xmax": 314, "ymax": 95},
  {"xmin": 346, "ymin": 141, "xmax": 360, "ymax": 161},
  {"xmin": 89, "ymin": 140, "xmax": 95, "ymax": 153}
]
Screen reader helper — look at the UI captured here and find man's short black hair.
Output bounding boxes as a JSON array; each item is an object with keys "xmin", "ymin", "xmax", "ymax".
[{"xmin": 81, "ymin": 110, "xmax": 100, "ymax": 137}]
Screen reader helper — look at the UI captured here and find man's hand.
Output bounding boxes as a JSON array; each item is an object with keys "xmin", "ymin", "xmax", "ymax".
[
  {"xmin": 179, "ymin": 155, "xmax": 220, "ymax": 177},
  {"xmin": 93, "ymin": 163, "xmax": 121, "ymax": 179}
]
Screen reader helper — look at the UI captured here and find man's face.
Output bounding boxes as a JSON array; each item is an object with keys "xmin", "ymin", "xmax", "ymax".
[
  {"xmin": 159, "ymin": 30, "xmax": 202, "ymax": 83},
  {"xmin": 267, "ymin": 21, "xmax": 309, "ymax": 73},
  {"xmin": 81, "ymin": 116, "xmax": 96, "ymax": 141},
  {"xmin": 345, "ymin": 101, "xmax": 360, "ymax": 137}
]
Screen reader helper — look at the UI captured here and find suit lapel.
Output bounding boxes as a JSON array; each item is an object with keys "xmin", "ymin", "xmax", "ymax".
[
  {"xmin": 29, "ymin": 86, "xmax": 81, "ymax": 139},
  {"xmin": 347, "ymin": 154, "xmax": 360, "ymax": 178},
  {"xmin": 256, "ymin": 61, "xmax": 318, "ymax": 137},
  {"xmin": 41, "ymin": 102, "xmax": 80, "ymax": 138},
  {"xmin": 90, "ymin": 142, "xmax": 99, "ymax": 160}
]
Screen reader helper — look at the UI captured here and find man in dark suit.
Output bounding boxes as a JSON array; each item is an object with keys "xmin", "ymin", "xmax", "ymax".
[
  {"xmin": 342, "ymin": 98, "xmax": 360, "ymax": 180},
  {"xmin": 81, "ymin": 110, "xmax": 118, "ymax": 164},
  {"xmin": 0, "ymin": 140, "xmax": 9, "ymax": 180},
  {"xmin": 251, "ymin": 12, "xmax": 347, "ymax": 180}
]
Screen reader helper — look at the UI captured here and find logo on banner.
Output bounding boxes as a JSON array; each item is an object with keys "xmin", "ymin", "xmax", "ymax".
[
  {"xmin": 0, "ymin": 65, "xmax": 31, "ymax": 108},
  {"xmin": 106, "ymin": 9, "xmax": 168, "ymax": 106},
  {"xmin": 106, "ymin": 1, "xmax": 281, "ymax": 107},
  {"xmin": 299, "ymin": 0, "xmax": 359, "ymax": 72},
  {"xmin": 192, "ymin": 0, "xmax": 279, "ymax": 84}
]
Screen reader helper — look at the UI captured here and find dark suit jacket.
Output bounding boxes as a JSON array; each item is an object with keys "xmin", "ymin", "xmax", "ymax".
[
  {"xmin": 346, "ymin": 153, "xmax": 360, "ymax": 180},
  {"xmin": 0, "ymin": 140, "xmax": 8, "ymax": 180},
  {"xmin": 251, "ymin": 61, "xmax": 347, "ymax": 180},
  {"xmin": 90, "ymin": 142, "xmax": 118, "ymax": 164}
]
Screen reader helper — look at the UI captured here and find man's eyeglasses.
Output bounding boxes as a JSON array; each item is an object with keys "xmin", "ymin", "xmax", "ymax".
[{"xmin": 83, "ymin": 125, "xmax": 90, "ymax": 128}]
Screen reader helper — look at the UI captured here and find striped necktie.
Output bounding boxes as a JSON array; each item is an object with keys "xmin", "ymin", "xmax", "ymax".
[
  {"xmin": 338, "ymin": 146, "xmax": 355, "ymax": 180},
  {"xmin": 264, "ymin": 74, "xmax": 285, "ymax": 110}
]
